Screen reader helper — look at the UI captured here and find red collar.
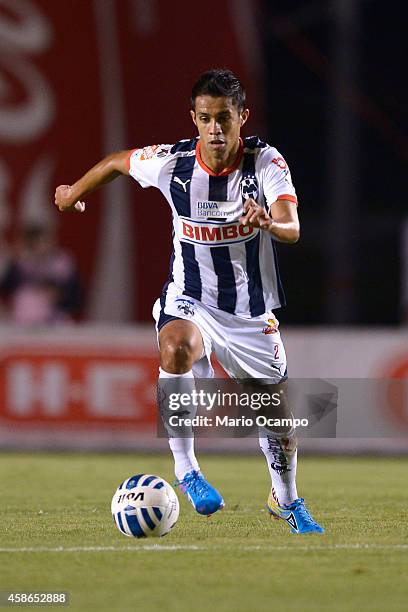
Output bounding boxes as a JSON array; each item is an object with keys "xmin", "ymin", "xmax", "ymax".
[{"xmin": 196, "ymin": 138, "xmax": 244, "ymax": 176}]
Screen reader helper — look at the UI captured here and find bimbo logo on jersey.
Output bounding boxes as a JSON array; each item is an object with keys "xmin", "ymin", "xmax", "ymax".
[{"xmin": 177, "ymin": 218, "xmax": 258, "ymax": 246}]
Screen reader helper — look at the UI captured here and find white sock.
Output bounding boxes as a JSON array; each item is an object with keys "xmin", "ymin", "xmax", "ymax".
[
  {"xmin": 259, "ymin": 430, "xmax": 298, "ymax": 506},
  {"xmin": 168, "ymin": 437, "xmax": 199, "ymax": 481},
  {"xmin": 158, "ymin": 367, "xmax": 200, "ymax": 480}
]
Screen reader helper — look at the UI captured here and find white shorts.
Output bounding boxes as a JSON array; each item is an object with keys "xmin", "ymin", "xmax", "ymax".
[{"xmin": 152, "ymin": 282, "xmax": 287, "ymax": 382}]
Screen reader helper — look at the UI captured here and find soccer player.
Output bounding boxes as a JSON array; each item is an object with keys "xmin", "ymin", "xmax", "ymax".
[{"xmin": 55, "ymin": 69, "xmax": 324, "ymax": 534}]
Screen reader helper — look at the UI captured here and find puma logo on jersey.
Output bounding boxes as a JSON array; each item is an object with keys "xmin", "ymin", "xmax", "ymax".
[{"xmin": 173, "ymin": 177, "xmax": 191, "ymax": 192}]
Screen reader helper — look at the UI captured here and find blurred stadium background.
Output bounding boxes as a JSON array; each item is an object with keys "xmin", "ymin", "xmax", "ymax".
[{"xmin": 0, "ymin": 0, "xmax": 407, "ymax": 454}]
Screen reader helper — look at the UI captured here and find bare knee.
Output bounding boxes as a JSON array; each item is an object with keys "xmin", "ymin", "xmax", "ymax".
[
  {"xmin": 160, "ymin": 337, "xmax": 198, "ymax": 373},
  {"xmin": 159, "ymin": 320, "xmax": 203, "ymax": 374}
]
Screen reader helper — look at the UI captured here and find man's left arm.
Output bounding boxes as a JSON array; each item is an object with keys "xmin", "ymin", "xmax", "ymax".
[{"xmin": 242, "ymin": 146, "xmax": 300, "ymax": 243}]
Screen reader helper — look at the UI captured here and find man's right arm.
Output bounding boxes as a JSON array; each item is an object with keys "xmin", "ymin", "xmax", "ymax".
[{"xmin": 55, "ymin": 149, "xmax": 132, "ymax": 212}]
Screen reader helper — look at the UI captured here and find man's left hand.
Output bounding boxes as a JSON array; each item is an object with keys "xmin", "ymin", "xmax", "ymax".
[{"xmin": 240, "ymin": 198, "xmax": 273, "ymax": 231}]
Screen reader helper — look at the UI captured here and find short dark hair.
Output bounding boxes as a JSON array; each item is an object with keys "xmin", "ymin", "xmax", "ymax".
[{"xmin": 191, "ymin": 69, "xmax": 246, "ymax": 111}]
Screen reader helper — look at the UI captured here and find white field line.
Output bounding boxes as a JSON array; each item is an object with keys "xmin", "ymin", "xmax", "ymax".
[{"xmin": 0, "ymin": 544, "xmax": 407, "ymax": 553}]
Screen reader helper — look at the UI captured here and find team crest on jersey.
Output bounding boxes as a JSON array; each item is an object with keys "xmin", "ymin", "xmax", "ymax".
[{"xmin": 240, "ymin": 175, "xmax": 259, "ymax": 201}]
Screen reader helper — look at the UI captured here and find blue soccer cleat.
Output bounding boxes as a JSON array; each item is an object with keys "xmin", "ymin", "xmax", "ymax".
[
  {"xmin": 176, "ymin": 470, "xmax": 224, "ymax": 516},
  {"xmin": 267, "ymin": 490, "xmax": 324, "ymax": 534}
]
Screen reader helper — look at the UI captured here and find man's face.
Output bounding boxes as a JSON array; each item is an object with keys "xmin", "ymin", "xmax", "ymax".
[{"xmin": 191, "ymin": 95, "xmax": 249, "ymax": 162}]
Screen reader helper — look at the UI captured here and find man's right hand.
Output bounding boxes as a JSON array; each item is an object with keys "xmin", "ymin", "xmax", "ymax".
[{"xmin": 55, "ymin": 185, "xmax": 85, "ymax": 213}]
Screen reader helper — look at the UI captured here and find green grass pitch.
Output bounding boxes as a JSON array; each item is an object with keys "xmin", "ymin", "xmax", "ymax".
[{"xmin": 0, "ymin": 452, "xmax": 407, "ymax": 611}]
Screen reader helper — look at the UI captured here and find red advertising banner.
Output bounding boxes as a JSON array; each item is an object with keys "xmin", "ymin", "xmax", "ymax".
[
  {"xmin": 0, "ymin": 0, "xmax": 263, "ymax": 322},
  {"xmin": 0, "ymin": 0, "xmax": 103, "ymax": 284},
  {"xmin": 0, "ymin": 349, "xmax": 158, "ymax": 427},
  {"xmin": 0, "ymin": 326, "xmax": 407, "ymax": 452},
  {"xmin": 0, "ymin": 326, "xmax": 226, "ymax": 447}
]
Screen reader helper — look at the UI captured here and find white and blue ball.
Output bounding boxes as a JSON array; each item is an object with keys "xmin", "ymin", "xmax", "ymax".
[{"xmin": 111, "ymin": 474, "xmax": 179, "ymax": 538}]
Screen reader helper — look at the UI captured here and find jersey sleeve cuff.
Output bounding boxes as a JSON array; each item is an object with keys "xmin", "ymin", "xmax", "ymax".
[{"xmin": 276, "ymin": 194, "xmax": 298, "ymax": 205}]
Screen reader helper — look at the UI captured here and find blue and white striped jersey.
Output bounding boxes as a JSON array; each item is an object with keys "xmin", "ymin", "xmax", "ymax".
[{"xmin": 128, "ymin": 136, "xmax": 298, "ymax": 318}]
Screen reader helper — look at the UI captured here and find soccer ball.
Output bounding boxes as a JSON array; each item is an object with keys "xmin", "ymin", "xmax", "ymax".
[{"xmin": 111, "ymin": 474, "xmax": 179, "ymax": 538}]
